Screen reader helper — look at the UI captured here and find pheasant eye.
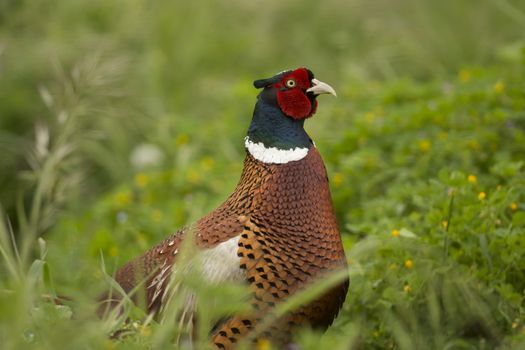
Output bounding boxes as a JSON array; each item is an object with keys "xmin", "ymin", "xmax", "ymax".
[{"xmin": 285, "ymin": 79, "xmax": 296, "ymax": 88}]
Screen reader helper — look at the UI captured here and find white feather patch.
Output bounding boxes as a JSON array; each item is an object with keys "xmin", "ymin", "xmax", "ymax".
[
  {"xmin": 152, "ymin": 236, "xmax": 243, "ymax": 317},
  {"xmin": 245, "ymin": 136, "xmax": 309, "ymax": 164},
  {"xmin": 200, "ymin": 235, "xmax": 244, "ymax": 283}
]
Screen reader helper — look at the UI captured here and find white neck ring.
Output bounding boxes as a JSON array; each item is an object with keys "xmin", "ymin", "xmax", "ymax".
[{"xmin": 244, "ymin": 136, "xmax": 309, "ymax": 164}]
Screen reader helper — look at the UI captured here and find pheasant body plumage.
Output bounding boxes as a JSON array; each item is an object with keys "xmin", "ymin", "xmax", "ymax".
[{"xmin": 104, "ymin": 68, "xmax": 348, "ymax": 348}]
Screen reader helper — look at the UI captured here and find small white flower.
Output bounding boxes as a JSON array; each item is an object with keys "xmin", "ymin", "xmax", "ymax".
[{"xmin": 130, "ymin": 143, "xmax": 165, "ymax": 169}]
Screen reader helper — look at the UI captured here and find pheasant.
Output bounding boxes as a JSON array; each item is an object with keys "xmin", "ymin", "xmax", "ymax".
[{"xmin": 101, "ymin": 68, "xmax": 348, "ymax": 348}]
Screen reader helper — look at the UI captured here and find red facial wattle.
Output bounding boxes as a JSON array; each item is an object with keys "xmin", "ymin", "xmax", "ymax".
[
  {"xmin": 275, "ymin": 68, "xmax": 318, "ymax": 120},
  {"xmin": 277, "ymin": 88, "xmax": 317, "ymax": 119}
]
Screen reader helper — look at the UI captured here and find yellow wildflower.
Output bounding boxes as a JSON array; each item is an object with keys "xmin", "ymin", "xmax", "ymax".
[
  {"xmin": 391, "ymin": 229, "xmax": 400, "ymax": 237},
  {"xmin": 200, "ymin": 156, "xmax": 215, "ymax": 171},
  {"xmin": 459, "ymin": 69, "xmax": 471, "ymax": 83},
  {"xmin": 187, "ymin": 169, "xmax": 200, "ymax": 184},
  {"xmin": 418, "ymin": 140, "xmax": 431, "ymax": 152},
  {"xmin": 115, "ymin": 190, "xmax": 132, "ymax": 206},
  {"xmin": 134, "ymin": 173, "xmax": 149, "ymax": 188},
  {"xmin": 433, "ymin": 115, "xmax": 445, "ymax": 125},
  {"xmin": 136, "ymin": 232, "xmax": 148, "ymax": 247},
  {"xmin": 494, "ymin": 81, "xmax": 505, "ymax": 94},
  {"xmin": 467, "ymin": 175, "xmax": 477, "ymax": 184},
  {"xmin": 404, "ymin": 259, "xmax": 413, "ymax": 269},
  {"xmin": 175, "ymin": 133, "xmax": 189, "ymax": 146},
  {"xmin": 105, "ymin": 339, "xmax": 116, "ymax": 350},
  {"xmin": 404, "ymin": 284, "xmax": 412, "ymax": 293},
  {"xmin": 140, "ymin": 324, "xmax": 151, "ymax": 337},
  {"xmin": 332, "ymin": 172, "xmax": 344, "ymax": 187},
  {"xmin": 256, "ymin": 338, "xmax": 271, "ymax": 350},
  {"xmin": 109, "ymin": 245, "xmax": 119, "ymax": 257},
  {"xmin": 510, "ymin": 202, "xmax": 518, "ymax": 211},
  {"xmin": 478, "ymin": 192, "xmax": 486, "ymax": 200},
  {"xmin": 467, "ymin": 139, "xmax": 480, "ymax": 150}
]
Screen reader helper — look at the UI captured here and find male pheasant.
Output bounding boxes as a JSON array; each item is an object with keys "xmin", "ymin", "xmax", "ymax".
[{"xmin": 102, "ymin": 68, "xmax": 348, "ymax": 348}]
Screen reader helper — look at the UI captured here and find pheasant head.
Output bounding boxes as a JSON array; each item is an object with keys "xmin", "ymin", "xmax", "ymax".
[
  {"xmin": 247, "ymin": 68, "xmax": 336, "ymax": 164},
  {"xmin": 253, "ymin": 67, "xmax": 336, "ymax": 120}
]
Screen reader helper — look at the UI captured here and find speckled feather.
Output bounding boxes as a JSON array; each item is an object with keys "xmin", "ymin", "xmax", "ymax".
[{"xmin": 104, "ymin": 147, "xmax": 348, "ymax": 349}]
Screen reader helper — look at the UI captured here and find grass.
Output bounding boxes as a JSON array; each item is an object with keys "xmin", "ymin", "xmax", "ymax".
[{"xmin": 1, "ymin": 0, "xmax": 525, "ymax": 349}]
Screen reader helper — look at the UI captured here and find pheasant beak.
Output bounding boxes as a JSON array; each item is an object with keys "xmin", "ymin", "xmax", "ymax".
[{"xmin": 306, "ymin": 78, "xmax": 337, "ymax": 97}]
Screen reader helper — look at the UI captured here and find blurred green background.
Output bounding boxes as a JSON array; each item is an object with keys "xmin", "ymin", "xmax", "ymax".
[{"xmin": 1, "ymin": 0, "xmax": 525, "ymax": 349}]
